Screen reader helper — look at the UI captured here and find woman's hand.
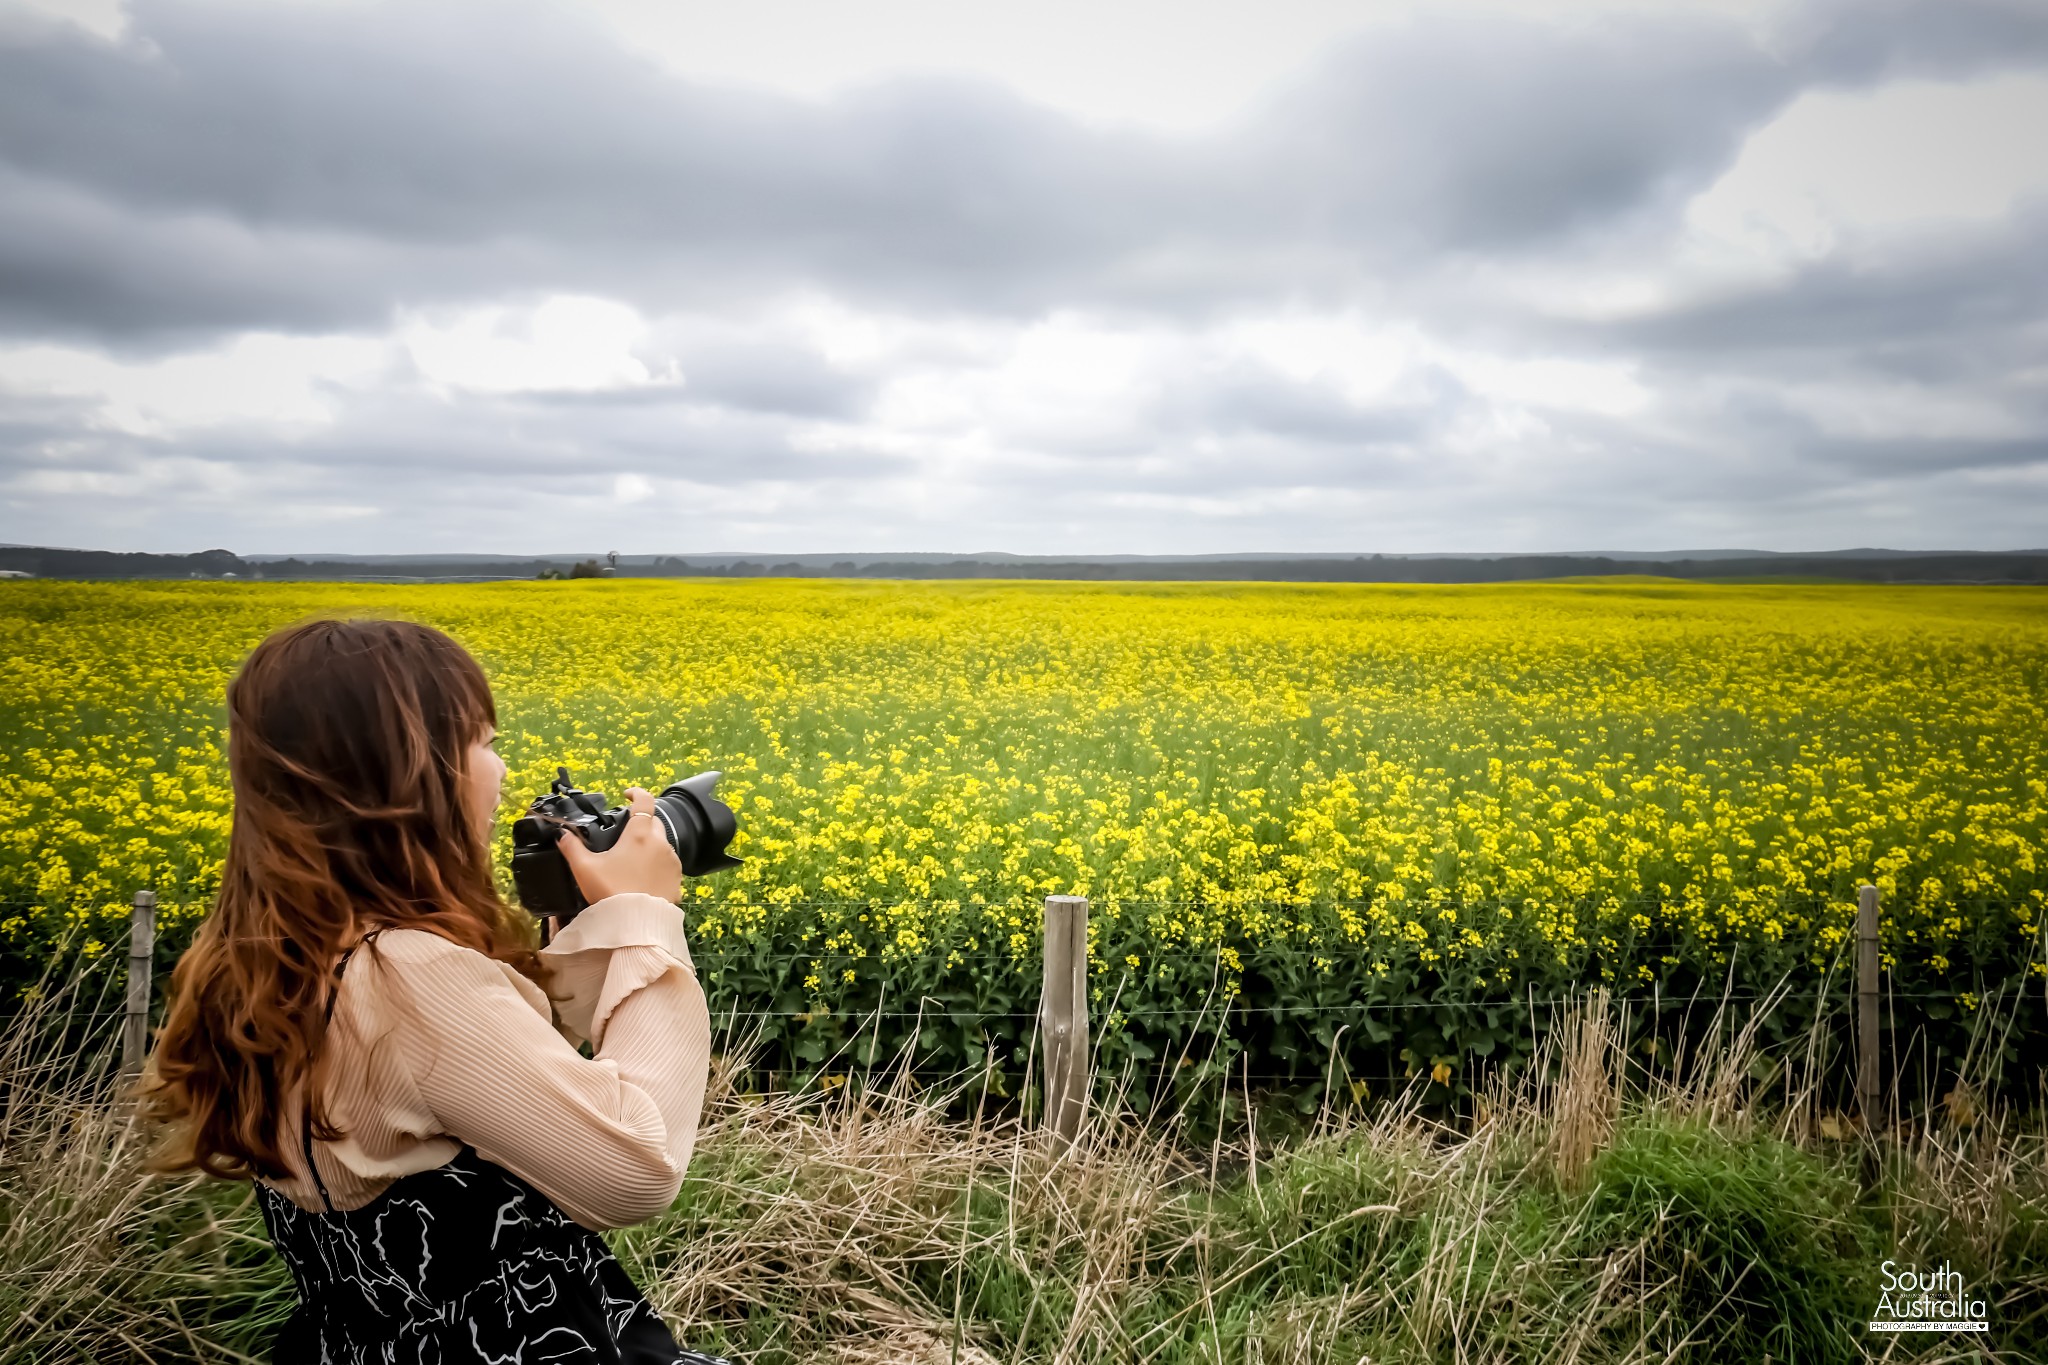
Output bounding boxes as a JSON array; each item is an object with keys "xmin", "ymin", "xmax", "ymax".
[{"xmin": 557, "ymin": 787, "xmax": 683, "ymax": 905}]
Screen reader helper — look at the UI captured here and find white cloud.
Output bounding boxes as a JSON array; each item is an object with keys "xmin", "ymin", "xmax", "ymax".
[
  {"xmin": 1687, "ymin": 72, "xmax": 2048, "ymax": 269},
  {"xmin": 1442, "ymin": 352, "xmax": 1653, "ymax": 418},
  {"xmin": 402, "ymin": 295, "xmax": 671, "ymax": 395},
  {"xmin": 1220, "ymin": 317, "xmax": 1418, "ymax": 403},
  {"xmin": 583, "ymin": 0, "xmax": 1793, "ymax": 131},
  {"xmin": 0, "ymin": 331, "xmax": 390, "ymax": 434},
  {"xmin": 0, "ymin": 0, "xmax": 126, "ymax": 40}
]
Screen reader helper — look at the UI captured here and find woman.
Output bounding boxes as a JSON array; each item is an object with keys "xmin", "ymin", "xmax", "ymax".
[{"xmin": 143, "ymin": 618, "xmax": 730, "ymax": 1364}]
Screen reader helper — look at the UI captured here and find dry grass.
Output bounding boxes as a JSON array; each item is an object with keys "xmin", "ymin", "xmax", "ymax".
[
  {"xmin": 612, "ymin": 996, "xmax": 2047, "ymax": 1364},
  {"xmin": 0, "ymin": 963, "xmax": 283, "ymax": 1364},
  {"xmin": 1546, "ymin": 988, "xmax": 1617, "ymax": 1193},
  {"xmin": 2, "ymin": 986, "xmax": 2044, "ymax": 1363}
]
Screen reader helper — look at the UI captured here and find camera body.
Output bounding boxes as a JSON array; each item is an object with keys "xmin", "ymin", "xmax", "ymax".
[{"xmin": 510, "ymin": 766, "xmax": 742, "ymax": 921}]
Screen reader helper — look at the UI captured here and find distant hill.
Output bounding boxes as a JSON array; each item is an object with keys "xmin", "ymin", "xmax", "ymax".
[
  {"xmin": 7, "ymin": 544, "xmax": 2048, "ymax": 585},
  {"xmin": 232, "ymin": 547, "xmax": 2048, "ymax": 566}
]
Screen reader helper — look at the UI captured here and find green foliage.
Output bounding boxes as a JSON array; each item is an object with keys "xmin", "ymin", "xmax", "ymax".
[
  {"xmin": 1583, "ymin": 1118, "xmax": 1882, "ymax": 1362},
  {"xmin": 682, "ymin": 894, "xmax": 2047, "ymax": 1133}
]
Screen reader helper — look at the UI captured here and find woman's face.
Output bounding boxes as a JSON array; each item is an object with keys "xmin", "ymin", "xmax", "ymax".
[{"xmin": 462, "ymin": 727, "xmax": 506, "ymax": 845}]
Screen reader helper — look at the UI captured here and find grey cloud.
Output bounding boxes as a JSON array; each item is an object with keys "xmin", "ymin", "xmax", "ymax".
[
  {"xmin": 36, "ymin": 392, "xmax": 902, "ymax": 483},
  {"xmin": 0, "ymin": 163, "xmax": 640, "ymax": 349},
  {"xmin": 1644, "ymin": 386, "xmax": 2048, "ymax": 479},
  {"xmin": 0, "ymin": 337, "xmax": 910, "ymax": 521},
  {"xmin": 1147, "ymin": 366, "xmax": 1460, "ymax": 449},
  {"xmin": 1608, "ymin": 217, "xmax": 2048, "ymax": 363},
  {"xmin": 1806, "ymin": 432, "xmax": 2048, "ymax": 475},
  {"xmin": 665, "ymin": 343, "xmax": 875, "ymax": 421},
  {"xmin": 0, "ymin": 1, "xmax": 1173, "ymax": 333},
  {"xmin": 1230, "ymin": 15, "xmax": 1794, "ymax": 254},
  {"xmin": 1799, "ymin": 0, "xmax": 2048, "ymax": 83},
  {"xmin": 0, "ymin": 167, "xmax": 379, "ymax": 342},
  {"xmin": 3, "ymin": 0, "xmax": 1982, "ymax": 342}
]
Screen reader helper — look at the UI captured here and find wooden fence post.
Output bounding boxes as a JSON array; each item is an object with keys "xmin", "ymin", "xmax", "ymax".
[
  {"xmin": 1041, "ymin": 894, "xmax": 1090, "ymax": 1147},
  {"xmin": 123, "ymin": 889, "xmax": 156, "ymax": 1077},
  {"xmin": 1856, "ymin": 883, "xmax": 1881, "ymax": 1134}
]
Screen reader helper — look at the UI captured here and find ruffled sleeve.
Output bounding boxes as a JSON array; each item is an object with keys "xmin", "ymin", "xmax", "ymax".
[
  {"xmin": 541, "ymin": 893, "xmax": 699, "ymax": 1046},
  {"xmin": 539, "ymin": 894, "xmax": 713, "ymax": 1182}
]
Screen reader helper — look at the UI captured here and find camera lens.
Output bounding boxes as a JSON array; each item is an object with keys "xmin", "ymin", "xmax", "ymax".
[{"xmin": 651, "ymin": 771, "xmax": 744, "ymax": 876}]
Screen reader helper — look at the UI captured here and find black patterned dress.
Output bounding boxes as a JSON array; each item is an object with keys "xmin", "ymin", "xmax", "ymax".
[{"xmin": 255, "ymin": 949, "xmax": 732, "ymax": 1364}]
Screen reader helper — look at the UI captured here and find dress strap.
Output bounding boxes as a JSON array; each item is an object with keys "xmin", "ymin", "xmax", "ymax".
[{"xmin": 301, "ymin": 932, "xmax": 378, "ymax": 1213}]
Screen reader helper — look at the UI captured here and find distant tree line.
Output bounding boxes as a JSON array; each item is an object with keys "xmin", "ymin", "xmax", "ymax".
[
  {"xmin": 682, "ymin": 553, "xmax": 2048, "ymax": 585},
  {"xmin": 1, "ymin": 546, "xmax": 251, "ymax": 579},
  {"xmin": 6, "ymin": 544, "xmax": 2048, "ymax": 585}
]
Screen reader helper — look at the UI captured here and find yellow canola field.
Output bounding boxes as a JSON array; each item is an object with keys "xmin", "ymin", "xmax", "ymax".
[{"xmin": 2, "ymin": 578, "xmax": 2045, "ymax": 988}]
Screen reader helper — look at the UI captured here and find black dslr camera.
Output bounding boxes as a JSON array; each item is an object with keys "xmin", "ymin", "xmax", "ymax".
[{"xmin": 510, "ymin": 766, "xmax": 742, "ymax": 921}]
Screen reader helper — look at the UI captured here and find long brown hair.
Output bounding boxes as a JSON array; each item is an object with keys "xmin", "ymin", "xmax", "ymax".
[{"xmin": 144, "ymin": 618, "xmax": 543, "ymax": 1180}]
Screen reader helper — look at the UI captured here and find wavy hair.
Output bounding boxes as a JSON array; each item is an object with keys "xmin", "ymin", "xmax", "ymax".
[{"xmin": 144, "ymin": 618, "xmax": 543, "ymax": 1180}]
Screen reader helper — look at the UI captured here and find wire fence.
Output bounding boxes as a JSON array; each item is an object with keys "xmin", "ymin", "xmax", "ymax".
[{"xmin": 4, "ymin": 887, "xmax": 2044, "ymax": 1129}]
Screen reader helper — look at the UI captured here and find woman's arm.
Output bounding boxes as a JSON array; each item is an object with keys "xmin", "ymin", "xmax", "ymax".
[{"xmin": 368, "ymin": 922, "xmax": 709, "ymax": 1229}]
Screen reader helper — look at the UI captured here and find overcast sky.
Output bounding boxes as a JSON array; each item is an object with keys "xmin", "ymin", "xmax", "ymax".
[{"xmin": 2, "ymin": 0, "xmax": 2045, "ymax": 555}]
